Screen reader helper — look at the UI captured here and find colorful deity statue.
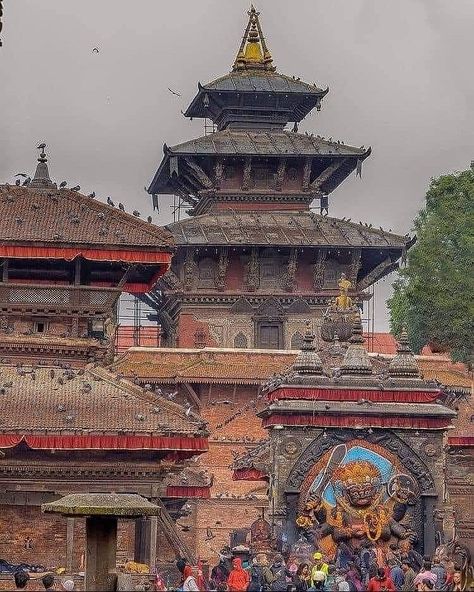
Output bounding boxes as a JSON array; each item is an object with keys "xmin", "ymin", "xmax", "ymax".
[{"xmin": 296, "ymin": 442, "xmax": 419, "ymax": 563}]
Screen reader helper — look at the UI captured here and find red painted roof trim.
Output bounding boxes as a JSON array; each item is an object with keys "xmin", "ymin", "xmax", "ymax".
[
  {"xmin": 263, "ymin": 414, "xmax": 451, "ymax": 430},
  {"xmin": 0, "ymin": 245, "xmax": 172, "ymax": 264},
  {"xmin": 269, "ymin": 387, "xmax": 439, "ymax": 404},
  {"xmin": 0, "ymin": 434, "xmax": 208, "ymax": 452}
]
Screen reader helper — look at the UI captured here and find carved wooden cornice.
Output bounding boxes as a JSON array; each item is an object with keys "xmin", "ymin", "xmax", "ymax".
[{"xmin": 0, "ymin": 463, "xmax": 165, "ymax": 480}]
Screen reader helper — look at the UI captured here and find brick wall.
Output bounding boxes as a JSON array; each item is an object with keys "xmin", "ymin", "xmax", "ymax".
[
  {"xmin": 177, "ymin": 314, "xmax": 218, "ymax": 348},
  {"xmin": 180, "ymin": 384, "xmax": 270, "ymax": 562}
]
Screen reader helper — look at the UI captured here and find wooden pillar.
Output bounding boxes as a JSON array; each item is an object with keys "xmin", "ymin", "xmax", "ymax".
[
  {"xmin": 74, "ymin": 257, "xmax": 81, "ymax": 286},
  {"xmin": 66, "ymin": 517, "xmax": 75, "ymax": 573},
  {"xmin": 134, "ymin": 516, "xmax": 158, "ymax": 567},
  {"xmin": 134, "ymin": 517, "xmax": 150, "ymax": 564},
  {"xmin": 149, "ymin": 516, "xmax": 158, "ymax": 568},
  {"xmin": 85, "ymin": 516, "xmax": 118, "ymax": 592}
]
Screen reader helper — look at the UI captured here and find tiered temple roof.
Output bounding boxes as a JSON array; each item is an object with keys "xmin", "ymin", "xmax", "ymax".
[
  {"xmin": 183, "ymin": 6, "xmax": 328, "ymax": 127},
  {"xmin": 148, "ymin": 6, "xmax": 372, "ymax": 214}
]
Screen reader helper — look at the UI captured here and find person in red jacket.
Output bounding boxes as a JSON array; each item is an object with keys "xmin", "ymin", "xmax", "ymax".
[
  {"xmin": 367, "ymin": 567, "xmax": 396, "ymax": 592},
  {"xmin": 227, "ymin": 557, "xmax": 250, "ymax": 592}
]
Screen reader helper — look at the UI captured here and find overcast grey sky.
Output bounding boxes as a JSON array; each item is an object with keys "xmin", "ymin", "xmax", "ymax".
[{"xmin": 1, "ymin": 0, "xmax": 473, "ymax": 330}]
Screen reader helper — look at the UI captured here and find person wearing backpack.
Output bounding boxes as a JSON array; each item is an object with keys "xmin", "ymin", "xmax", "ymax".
[
  {"xmin": 270, "ymin": 555, "xmax": 289, "ymax": 592},
  {"xmin": 248, "ymin": 554, "xmax": 273, "ymax": 592}
]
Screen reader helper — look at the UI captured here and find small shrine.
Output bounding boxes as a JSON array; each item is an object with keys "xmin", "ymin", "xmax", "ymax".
[{"xmin": 234, "ymin": 319, "xmax": 457, "ymax": 565}]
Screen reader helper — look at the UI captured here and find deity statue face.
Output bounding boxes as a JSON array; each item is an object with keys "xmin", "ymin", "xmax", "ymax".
[
  {"xmin": 333, "ymin": 460, "xmax": 382, "ymax": 508},
  {"xmin": 344, "ymin": 482, "xmax": 379, "ymax": 507}
]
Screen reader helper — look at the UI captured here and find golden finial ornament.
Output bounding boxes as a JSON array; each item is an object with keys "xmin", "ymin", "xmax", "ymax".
[{"xmin": 232, "ymin": 5, "xmax": 275, "ymax": 71}]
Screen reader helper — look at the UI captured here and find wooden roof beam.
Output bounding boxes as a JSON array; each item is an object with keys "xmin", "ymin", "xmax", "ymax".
[
  {"xmin": 184, "ymin": 157, "xmax": 214, "ymax": 190},
  {"xmin": 357, "ymin": 256, "xmax": 396, "ymax": 291},
  {"xmin": 182, "ymin": 382, "xmax": 202, "ymax": 410},
  {"xmin": 310, "ymin": 158, "xmax": 348, "ymax": 192}
]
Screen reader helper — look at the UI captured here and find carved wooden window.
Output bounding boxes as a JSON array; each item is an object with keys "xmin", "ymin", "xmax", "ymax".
[
  {"xmin": 198, "ymin": 257, "xmax": 216, "ymax": 288},
  {"xmin": 324, "ymin": 262, "xmax": 349, "ymax": 288},
  {"xmin": 259, "ymin": 249, "xmax": 280, "ymax": 288},
  {"xmin": 252, "ymin": 166, "xmax": 272, "ymax": 188},
  {"xmin": 291, "ymin": 331, "xmax": 304, "ymax": 349},
  {"xmin": 257, "ymin": 322, "xmax": 283, "ymax": 349},
  {"xmin": 323, "ymin": 264, "xmax": 340, "ymax": 288},
  {"xmin": 194, "ymin": 330, "xmax": 207, "ymax": 348},
  {"xmin": 34, "ymin": 321, "xmax": 48, "ymax": 334},
  {"xmin": 234, "ymin": 332, "xmax": 248, "ymax": 349}
]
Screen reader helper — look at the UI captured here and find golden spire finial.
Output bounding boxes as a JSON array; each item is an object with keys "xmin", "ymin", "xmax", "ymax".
[{"xmin": 232, "ymin": 5, "xmax": 275, "ymax": 72}]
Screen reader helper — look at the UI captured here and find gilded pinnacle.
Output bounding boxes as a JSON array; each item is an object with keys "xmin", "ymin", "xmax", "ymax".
[{"xmin": 233, "ymin": 5, "xmax": 275, "ymax": 72}]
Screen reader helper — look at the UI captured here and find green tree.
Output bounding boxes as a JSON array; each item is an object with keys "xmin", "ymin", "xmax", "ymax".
[{"xmin": 387, "ymin": 165, "xmax": 474, "ymax": 366}]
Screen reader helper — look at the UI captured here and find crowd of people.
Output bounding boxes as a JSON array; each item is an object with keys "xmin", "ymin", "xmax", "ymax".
[{"xmin": 168, "ymin": 549, "xmax": 470, "ymax": 592}]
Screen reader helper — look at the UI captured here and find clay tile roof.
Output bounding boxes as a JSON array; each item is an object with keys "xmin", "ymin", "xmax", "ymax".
[
  {"xmin": 165, "ymin": 211, "xmax": 408, "ymax": 249},
  {"xmin": 417, "ymin": 359, "xmax": 472, "ymax": 390},
  {"xmin": 0, "ymin": 185, "xmax": 173, "ymax": 249},
  {"xmin": 111, "ymin": 347, "xmax": 297, "ymax": 385},
  {"xmin": 0, "ymin": 364, "xmax": 204, "ymax": 436},
  {"xmin": 111, "ymin": 346, "xmax": 472, "ymax": 394}
]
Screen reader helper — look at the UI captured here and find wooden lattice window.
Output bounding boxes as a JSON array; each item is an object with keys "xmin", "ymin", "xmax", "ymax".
[{"xmin": 194, "ymin": 330, "xmax": 207, "ymax": 348}]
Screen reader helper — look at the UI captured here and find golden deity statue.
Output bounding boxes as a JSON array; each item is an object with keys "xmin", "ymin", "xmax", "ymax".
[{"xmin": 335, "ymin": 273, "xmax": 353, "ymax": 310}]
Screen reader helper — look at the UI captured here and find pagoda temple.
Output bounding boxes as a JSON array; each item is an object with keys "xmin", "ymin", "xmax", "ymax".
[
  {"xmin": 145, "ymin": 6, "xmax": 413, "ymax": 350},
  {"xmin": 0, "ymin": 150, "xmax": 208, "ymax": 570}
]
